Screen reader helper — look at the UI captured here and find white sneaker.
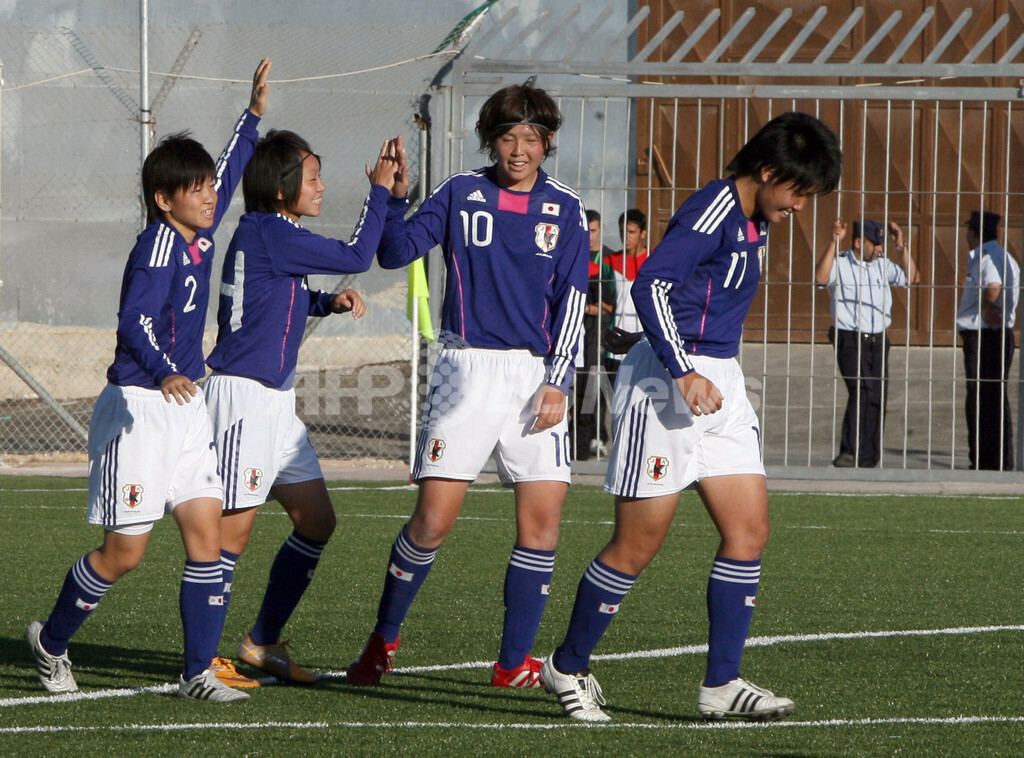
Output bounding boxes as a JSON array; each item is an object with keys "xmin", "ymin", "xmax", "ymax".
[
  {"xmin": 25, "ymin": 621, "xmax": 78, "ymax": 693},
  {"xmin": 539, "ymin": 653, "xmax": 610, "ymax": 722},
  {"xmin": 178, "ymin": 669, "xmax": 251, "ymax": 702},
  {"xmin": 698, "ymin": 677, "xmax": 794, "ymax": 721}
]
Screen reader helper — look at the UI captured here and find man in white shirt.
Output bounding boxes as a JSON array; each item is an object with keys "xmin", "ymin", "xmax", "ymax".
[
  {"xmin": 955, "ymin": 210, "xmax": 1020, "ymax": 471},
  {"xmin": 816, "ymin": 217, "xmax": 919, "ymax": 467}
]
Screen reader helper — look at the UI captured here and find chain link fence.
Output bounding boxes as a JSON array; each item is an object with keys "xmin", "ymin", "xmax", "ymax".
[{"xmin": 0, "ymin": 14, "xmax": 472, "ymax": 464}]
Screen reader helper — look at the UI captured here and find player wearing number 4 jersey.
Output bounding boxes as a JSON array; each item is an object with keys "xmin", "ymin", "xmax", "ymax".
[
  {"xmin": 346, "ymin": 78, "xmax": 589, "ymax": 690},
  {"xmin": 24, "ymin": 59, "xmax": 272, "ymax": 703},
  {"xmin": 540, "ymin": 112, "xmax": 842, "ymax": 722},
  {"xmin": 203, "ymin": 128, "xmax": 405, "ymax": 687}
]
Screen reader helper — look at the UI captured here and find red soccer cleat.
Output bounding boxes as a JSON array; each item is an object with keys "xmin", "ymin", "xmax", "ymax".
[
  {"xmin": 491, "ymin": 655, "xmax": 544, "ymax": 688},
  {"xmin": 346, "ymin": 632, "xmax": 400, "ymax": 685}
]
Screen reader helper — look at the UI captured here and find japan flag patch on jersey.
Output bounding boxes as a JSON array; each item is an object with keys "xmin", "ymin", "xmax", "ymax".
[
  {"xmin": 541, "ymin": 202, "xmax": 560, "ymax": 216},
  {"xmin": 599, "ymin": 602, "xmax": 620, "ymax": 614},
  {"xmin": 535, "ymin": 223, "xmax": 560, "ymax": 254}
]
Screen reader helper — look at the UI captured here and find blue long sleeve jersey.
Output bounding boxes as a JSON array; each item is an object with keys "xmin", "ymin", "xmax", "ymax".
[
  {"xmin": 632, "ymin": 177, "xmax": 769, "ymax": 379},
  {"xmin": 106, "ymin": 110, "xmax": 260, "ymax": 388},
  {"xmin": 377, "ymin": 166, "xmax": 589, "ymax": 393},
  {"xmin": 206, "ymin": 185, "xmax": 398, "ymax": 389}
]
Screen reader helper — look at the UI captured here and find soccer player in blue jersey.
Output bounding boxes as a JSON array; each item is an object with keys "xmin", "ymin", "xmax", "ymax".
[
  {"xmin": 202, "ymin": 129, "xmax": 404, "ymax": 686},
  {"xmin": 539, "ymin": 112, "xmax": 842, "ymax": 721},
  {"xmin": 24, "ymin": 60, "xmax": 272, "ymax": 702},
  {"xmin": 346, "ymin": 79, "xmax": 589, "ymax": 689}
]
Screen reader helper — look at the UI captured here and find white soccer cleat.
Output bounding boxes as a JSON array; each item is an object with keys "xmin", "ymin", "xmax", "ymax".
[
  {"xmin": 539, "ymin": 654, "xmax": 611, "ymax": 722},
  {"xmin": 697, "ymin": 677, "xmax": 794, "ymax": 721},
  {"xmin": 25, "ymin": 621, "xmax": 78, "ymax": 693},
  {"xmin": 178, "ymin": 668, "xmax": 251, "ymax": 702}
]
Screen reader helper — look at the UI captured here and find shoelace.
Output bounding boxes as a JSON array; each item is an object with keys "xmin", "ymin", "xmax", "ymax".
[
  {"xmin": 51, "ymin": 657, "xmax": 72, "ymax": 683},
  {"xmin": 580, "ymin": 673, "xmax": 607, "ymax": 707}
]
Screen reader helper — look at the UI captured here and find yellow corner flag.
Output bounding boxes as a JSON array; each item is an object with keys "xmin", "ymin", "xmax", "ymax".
[{"xmin": 407, "ymin": 257, "xmax": 435, "ymax": 342}]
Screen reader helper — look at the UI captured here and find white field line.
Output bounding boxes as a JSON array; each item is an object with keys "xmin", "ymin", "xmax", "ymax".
[
  {"xmin": 4, "ymin": 624, "xmax": 1022, "ymax": 710},
  {"xmin": 2, "ymin": 715, "xmax": 1024, "ymax": 736}
]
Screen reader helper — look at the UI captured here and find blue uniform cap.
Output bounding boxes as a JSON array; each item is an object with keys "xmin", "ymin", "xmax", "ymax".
[{"xmin": 852, "ymin": 219, "xmax": 884, "ymax": 246}]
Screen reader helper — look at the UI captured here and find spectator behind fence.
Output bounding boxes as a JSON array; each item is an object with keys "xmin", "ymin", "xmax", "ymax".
[
  {"xmin": 956, "ymin": 210, "xmax": 1020, "ymax": 471},
  {"xmin": 604, "ymin": 208, "xmax": 649, "ymax": 386},
  {"xmin": 574, "ymin": 209, "xmax": 616, "ymax": 460},
  {"xmin": 815, "ymin": 217, "xmax": 919, "ymax": 468}
]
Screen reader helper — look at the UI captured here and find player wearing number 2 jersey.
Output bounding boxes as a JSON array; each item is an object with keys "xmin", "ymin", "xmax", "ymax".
[
  {"xmin": 540, "ymin": 112, "xmax": 842, "ymax": 723},
  {"xmin": 24, "ymin": 59, "xmax": 272, "ymax": 703},
  {"xmin": 346, "ymin": 79, "xmax": 589, "ymax": 690}
]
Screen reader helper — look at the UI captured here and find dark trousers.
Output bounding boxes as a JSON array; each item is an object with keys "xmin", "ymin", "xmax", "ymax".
[
  {"xmin": 960, "ymin": 328, "xmax": 1015, "ymax": 471},
  {"xmin": 835, "ymin": 329, "xmax": 889, "ymax": 467},
  {"xmin": 572, "ymin": 367, "xmax": 611, "ymax": 459}
]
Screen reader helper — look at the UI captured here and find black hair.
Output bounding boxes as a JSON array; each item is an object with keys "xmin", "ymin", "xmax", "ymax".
[
  {"xmin": 586, "ymin": 209, "xmax": 601, "ymax": 224},
  {"xmin": 142, "ymin": 132, "xmax": 216, "ymax": 225},
  {"xmin": 242, "ymin": 130, "xmax": 319, "ymax": 214},
  {"xmin": 726, "ymin": 112, "xmax": 842, "ymax": 196},
  {"xmin": 475, "ymin": 77, "xmax": 562, "ymax": 162},
  {"xmin": 618, "ymin": 207, "xmax": 647, "ymax": 233}
]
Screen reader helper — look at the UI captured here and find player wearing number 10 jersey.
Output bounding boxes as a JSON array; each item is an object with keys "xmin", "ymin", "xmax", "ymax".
[{"xmin": 346, "ymin": 79, "xmax": 589, "ymax": 691}]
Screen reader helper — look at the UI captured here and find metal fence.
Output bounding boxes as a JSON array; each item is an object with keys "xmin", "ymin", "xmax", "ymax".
[
  {"xmin": 4, "ymin": 3, "xmax": 1024, "ymax": 483},
  {"xmin": 0, "ymin": 8, "xmax": 483, "ymax": 464},
  {"xmin": 437, "ymin": 3, "xmax": 1024, "ymax": 481}
]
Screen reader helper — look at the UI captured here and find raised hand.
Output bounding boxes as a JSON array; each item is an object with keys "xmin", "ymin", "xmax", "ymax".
[{"xmin": 247, "ymin": 58, "xmax": 271, "ymax": 117}]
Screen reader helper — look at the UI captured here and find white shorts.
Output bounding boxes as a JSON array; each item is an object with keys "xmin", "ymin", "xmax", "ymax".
[
  {"xmin": 413, "ymin": 348, "xmax": 571, "ymax": 485},
  {"xmin": 604, "ymin": 341, "xmax": 764, "ymax": 498},
  {"xmin": 87, "ymin": 383, "xmax": 223, "ymax": 528},
  {"xmin": 204, "ymin": 373, "xmax": 323, "ymax": 511}
]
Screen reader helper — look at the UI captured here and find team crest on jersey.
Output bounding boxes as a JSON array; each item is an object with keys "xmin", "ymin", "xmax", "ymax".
[
  {"xmin": 243, "ymin": 467, "xmax": 264, "ymax": 492},
  {"xmin": 646, "ymin": 456, "xmax": 669, "ymax": 481},
  {"xmin": 122, "ymin": 484, "xmax": 144, "ymax": 508},
  {"xmin": 426, "ymin": 438, "xmax": 446, "ymax": 462},
  {"xmin": 535, "ymin": 223, "xmax": 560, "ymax": 254},
  {"xmin": 467, "ymin": 189, "xmax": 486, "ymax": 203},
  {"xmin": 541, "ymin": 202, "xmax": 560, "ymax": 216}
]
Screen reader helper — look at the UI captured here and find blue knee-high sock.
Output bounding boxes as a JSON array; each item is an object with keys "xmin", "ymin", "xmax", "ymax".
[
  {"xmin": 213, "ymin": 549, "xmax": 239, "ymax": 648},
  {"xmin": 249, "ymin": 532, "xmax": 326, "ymax": 646},
  {"xmin": 553, "ymin": 558, "xmax": 636, "ymax": 674},
  {"xmin": 41, "ymin": 555, "xmax": 113, "ymax": 656},
  {"xmin": 705, "ymin": 557, "xmax": 761, "ymax": 687},
  {"xmin": 180, "ymin": 560, "xmax": 224, "ymax": 680},
  {"xmin": 497, "ymin": 546, "xmax": 555, "ymax": 670},
  {"xmin": 373, "ymin": 525, "xmax": 437, "ymax": 643}
]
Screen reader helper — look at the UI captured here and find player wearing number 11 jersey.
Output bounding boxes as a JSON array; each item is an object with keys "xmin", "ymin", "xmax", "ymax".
[
  {"xmin": 540, "ymin": 112, "xmax": 842, "ymax": 722},
  {"xmin": 346, "ymin": 79, "xmax": 589, "ymax": 690}
]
